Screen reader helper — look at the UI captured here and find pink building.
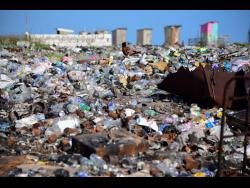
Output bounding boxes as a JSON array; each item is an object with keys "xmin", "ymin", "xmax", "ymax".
[{"xmin": 201, "ymin": 21, "xmax": 218, "ymax": 47}]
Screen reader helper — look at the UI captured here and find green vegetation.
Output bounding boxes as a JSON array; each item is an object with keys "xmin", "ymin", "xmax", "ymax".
[
  {"xmin": 233, "ymin": 42, "xmax": 250, "ymax": 47},
  {"xmin": 45, "ymin": 52, "xmax": 64, "ymax": 61},
  {"xmin": 32, "ymin": 42, "xmax": 51, "ymax": 51},
  {"xmin": 0, "ymin": 35, "xmax": 53, "ymax": 51},
  {"xmin": 0, "ymin": 35, "xmax": 25, "ymax": 48}
]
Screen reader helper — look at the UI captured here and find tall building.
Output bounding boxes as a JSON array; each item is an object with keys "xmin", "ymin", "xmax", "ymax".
[
  {"xmin": 137, "ymin": 28, "xmax": 152, "ymax": 45},
  {"xmin": 164, "ymin": 25, "xmax": 182, "ymax": 46},
  {"xmin": 112, "ymin": 28, "xmax": 127, "ymax": 46},
  {"xmin": 200, "ymin": 21, "xmax": 218, "ymax": 47}
]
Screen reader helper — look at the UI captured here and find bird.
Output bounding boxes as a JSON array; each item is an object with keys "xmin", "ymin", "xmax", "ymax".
[{"xmin": 122, "ymin": 42, "xmax": 140, "ymax": 56}]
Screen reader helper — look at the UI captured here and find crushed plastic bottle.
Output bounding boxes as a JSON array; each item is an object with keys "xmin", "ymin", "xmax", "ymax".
[
  {"xmin": 169, "ymin": 141, "xmax": 180, "ymax": 152},
  {"xmin": 103, "ymin": 118, "xmax": 122, "ymax": 129},
  {"xmin": 144, "ymin": 109, "xmax": 159, "ymax": 117},
  {"xmin": 159, "ymin": 124, "xmax": 170, "ymax": 134},
  {"xmin": 190, "ymin": 104, "xmax": 201, "ymax": 118},
  {"xmin": 15, "ymin": 113, "xmax": 45, "ymax": 129},
  {"xmin": 0, "ymin": 74, "xmax": 15, "ymax": 89},
  {"xmin": 0, "ymin": 122, "xmax": 11, "ymax": 132},
  {"xmin": 108, "ymin": 101, "xmax": 117, "ymax": 112},
  {"xmin": 156, "ymin": 162, "xmax": 178, "ymax": 177},
  {"xmin": 45, "ymin": 115, "xmax": 80, "ymax": 136},
  {"xmin": 130, "ymin": 98, "xmax": 138, "ymax": 108},
  {"xmin": 75, "ymin": 171, "xmax": 89, "ymax": 177},
  {"xmin": 89, "ymin": 154, "xmax": 106, "ymax": 168},
  {"xmin": 136, "ymin": 116, "xmax": 159, "ymax": 132}
]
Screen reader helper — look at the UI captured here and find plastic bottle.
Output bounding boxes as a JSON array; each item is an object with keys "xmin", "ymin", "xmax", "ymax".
[
  {"xmin": 50, "ymin": 103, "xmax": 64, "ymax": 115},
  {"xmin": 103, "ymin": 118, "xmax": 122, "ymax": 129},
  {"xmin": 66, "ymin": 103, "xmax": 79, "ymax": 113},
  {"xmin": 127, "ymin": 119, "xmax": 137, "ymax": 131},
  {"xmin": 171, "ymin": 114, "xmax": 179, "ymax": 125},
  {"xmin": 59, "ymin": 111, "xmax": 66, "ymax": 117},
  {"xmin": 45, "ymin": 115, "xmax": 80, "ymax": 136},
  {"xmin": 0, "ymin": 122, "xmax": 11, "ymax": 132},
  {"xmin": 80, "ymin": 157, "xmax": 93, "ymax": 166},
  {"xmin": 89, "ymin": 154, "xmax": 106, "ymax": 168},
  {"xmin": 75, "ymin": 171, "xmax": 88, "ymax": 177},
  {"xmin": 204, "ymin": 169, "xmax": 215, "ymax": 177},
  {"xmin": 159, "ymin": 124, "xmax": 170, "ymax": 134},
  {"xmin": 138, "ymin": 98, "xmax": 153, "ymax": 104},
  {"xmin": 119, "ymin": 65, "xmax": 126, "ymax": 74},
  {"xmin": 156, "ymin": 163, "xmax": 178, "ymax": 177},
  {"xmin": 15, "ymin": 113, "xmax": 46, "ymax": 129},
  {"xmin": 164, "ymin": 116, "xmax": 174, "ymax": 124},
  {"xmin": 130, "ymin": 98, "xmax": 138, "ymax": 108},
  {"xmin": 108, "ymin": 101, "xmax": 116, "ymax": 112},
  {"xmin": 144, "ymin": 109, "xmax": 159, "ymax": 117},
  {"xmin": 165, "ymin": 166, "xmax": 179, "ymax": 177},
  {"xmin": 139, "ymin": 54, "xmax": 148, "ymax": 65},
  {"xmin": 169, "ymin": 141, "xmax": 180, "ymax": 152},
  {"xmin": 205, "ymin": 122, "xmax": 215, "ymax": 129},
  {"xmin": 190, "ymin": 104, "xmax": 201, "ymax": 118},
  {"xmin": 79, "ymin": 103, "xmax": 91, "ymax": 111}
]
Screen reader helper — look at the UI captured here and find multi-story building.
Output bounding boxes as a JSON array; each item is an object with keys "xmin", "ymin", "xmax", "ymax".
[
  {"xmin": 164, "ymin": 25, "xmax": 182, "ymax": 46},
  {"xmin": 200, "ymin": 21, "xmax": 219, "ymax": 47},
  {"xmin": 112, "ymin": 28, "xmax": 127, "ymax": 46},
  {"xmin": 136, "ymin": 28, "xmax": 152, "ymax": 45}
]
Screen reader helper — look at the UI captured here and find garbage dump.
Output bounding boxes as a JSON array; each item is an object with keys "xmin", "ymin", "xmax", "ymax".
[
  {"xmin": 158, "ymin": 60, "xmax": 250, "ymax": 110},
  {"xmin": 0, "ymin": 43, "xmax": 250, "ymax": 177}
]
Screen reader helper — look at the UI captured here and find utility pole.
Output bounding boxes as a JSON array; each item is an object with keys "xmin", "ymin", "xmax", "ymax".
[
  {"xmin": 25, "ymin": 15, "xmax": 28, "ymax": 33},
  {"xmin": 24, "ymin": 15, "xmax": 30, "ymax": 41}
]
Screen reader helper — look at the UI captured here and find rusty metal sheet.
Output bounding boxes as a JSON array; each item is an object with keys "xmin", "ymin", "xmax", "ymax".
[
  {"xmin": 72, "ymin": 129, "xmax": 149, "ymax": 159},
  {"xmin": 158, "ymin": 66, "xmax": 211, "ymax": 102},
  {"xmin": 204, "ymin": 65, "xmax": 249, "ymax": 109},
  {"xmin": 158, "ymin": 65, "xmax": 250, "ymax": 110}
]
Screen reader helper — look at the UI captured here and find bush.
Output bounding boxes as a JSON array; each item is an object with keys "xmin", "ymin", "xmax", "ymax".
[{"xmin": 0, "ymin": 35, "xmax": 25, "ymax": 48}]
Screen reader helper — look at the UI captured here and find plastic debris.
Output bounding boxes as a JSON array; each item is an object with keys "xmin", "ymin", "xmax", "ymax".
[{"xmin": 0, "ymin": 42, "xmax": 249, "ymax": 177}]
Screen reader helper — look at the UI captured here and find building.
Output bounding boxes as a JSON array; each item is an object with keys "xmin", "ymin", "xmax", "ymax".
[
  {"xmin": 79, "ymin": 31, "xmax": 88, "ymax": 35},
  {"xmin": 112, "ymin": 28, "xmax": 127, "ymax": 46},
  {"xmin": 200, "ymin": 21, "xmax": 219, "ymax": 47},
  {"xmin": 56, "ymin": 28, "xmax": 74, "ymax": 35},
  {"xmin": 248, "ymin": 28, "xmax": 250, "ymax": 43},
  {"xmin": 218, "ymin": 35, "xmax": 230, "ymax": 47},
  {"xmin": 188, "ymin": 37, "xmax": 201, "ymax": 46},
  {"xmin": 136, "ymin": 28, "xmax": 152, "ymax": 45},
  {"xmin": 188, "ymin": 35, "xmax": 229, "ymax": 47},
  {"xmin": 30, "ymin": 29, "xmax": 112, "ymax": 47},
  {"xmin": 164, "ymin": 25, "xmax": 182, "ymax": 46}
]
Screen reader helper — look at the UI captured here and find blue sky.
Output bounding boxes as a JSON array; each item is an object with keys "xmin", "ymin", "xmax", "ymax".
[{"xmin": 0, "ymin": 10, "xmax": 250, "ymax": 44}]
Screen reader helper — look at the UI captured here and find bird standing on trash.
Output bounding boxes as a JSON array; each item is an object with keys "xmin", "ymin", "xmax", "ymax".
[{"xmin": 122, "ymin": 42, "xmax": 140, "ymax": 56}]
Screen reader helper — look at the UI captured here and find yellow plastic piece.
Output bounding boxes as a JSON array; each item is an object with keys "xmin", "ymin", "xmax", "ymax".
[{"xmin": 193, "ymin": 172, "xmax": 206, "ymax": 177}]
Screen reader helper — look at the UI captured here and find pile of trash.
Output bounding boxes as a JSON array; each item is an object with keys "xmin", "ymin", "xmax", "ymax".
[{"xmin": 0, "ymin": 43, "xmax": 249, "ymax": 177}]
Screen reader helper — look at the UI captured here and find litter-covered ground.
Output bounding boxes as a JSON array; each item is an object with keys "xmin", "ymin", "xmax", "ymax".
[{"xmin": 0, "ymin": 43, "xmax": 250, "ymax": 177}]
